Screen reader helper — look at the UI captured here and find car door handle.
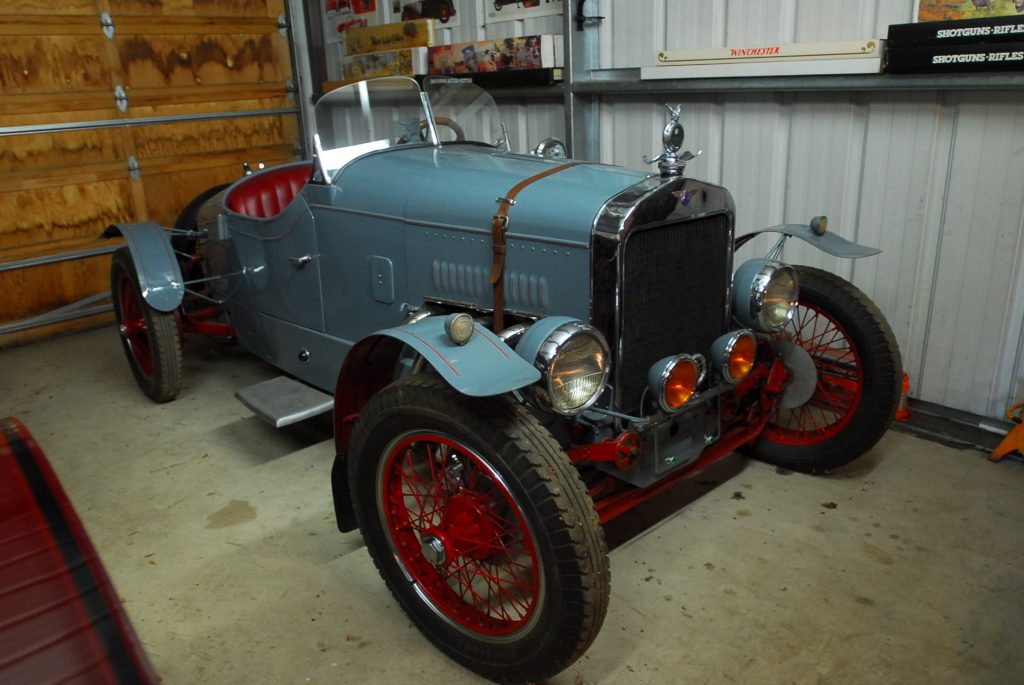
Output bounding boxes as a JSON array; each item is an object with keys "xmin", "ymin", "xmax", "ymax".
[{"xmin": 288, "ymin": 255, "xmax": 315, "ymax": 267}]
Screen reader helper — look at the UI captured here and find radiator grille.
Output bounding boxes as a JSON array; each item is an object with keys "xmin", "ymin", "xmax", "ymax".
[{"xmin": 618, "ymin": 214, "xmax": 733, "ymax": 411}]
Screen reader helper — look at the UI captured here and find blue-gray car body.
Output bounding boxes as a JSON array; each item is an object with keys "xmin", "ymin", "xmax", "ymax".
[{"xmin": 107, "ymin": 75, "xmax": 883, "ymax": 501}]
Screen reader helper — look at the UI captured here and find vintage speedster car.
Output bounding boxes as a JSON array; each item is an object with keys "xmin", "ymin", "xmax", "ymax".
[{"xmin": 105, "ymin": 77, "xmax": 901, "ymax": 683}]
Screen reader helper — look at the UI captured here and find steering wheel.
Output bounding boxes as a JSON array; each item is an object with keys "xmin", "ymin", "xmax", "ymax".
[{"xmin": 419, "ymin": 116, "xmax": 466, "ymax": 142}]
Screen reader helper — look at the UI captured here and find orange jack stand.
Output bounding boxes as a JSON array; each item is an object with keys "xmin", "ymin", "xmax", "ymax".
[
  {"xmin": 894, "ymin": 372, "xmax": 912, "ymax": 422},
  {"xmin": 990, "ymin": 402, "xmax": 1024, "ymax": 462}
]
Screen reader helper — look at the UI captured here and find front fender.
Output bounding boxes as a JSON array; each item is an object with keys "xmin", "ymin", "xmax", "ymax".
[
  {"xmin": 377, "ymin": 317, "xmax": 541, "ymax": 396},
  {"xmin": 331, "ymin": 317, "xmax": 542, "ymax": 527},
  {"xmin": 103, "ymin": 221, "xmax": 184, "ymax": 312},
  {"xmin": 735, "ymin": 223, "xmax": 881, "ymax": 259},
  {"xmin": 332, "ymin": 317, "xmax": 541, "ymax": 452}
]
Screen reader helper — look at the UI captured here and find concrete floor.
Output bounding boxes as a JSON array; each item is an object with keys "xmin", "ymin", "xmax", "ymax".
[{"xmin": 2, "ymin": 325, "xmax": 1023, "ymax": 685}]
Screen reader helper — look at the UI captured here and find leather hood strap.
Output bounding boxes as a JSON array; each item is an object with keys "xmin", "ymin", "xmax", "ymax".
[{"xmin": 490, "ymin": 161, "xmax": 584, "ymax": 332}]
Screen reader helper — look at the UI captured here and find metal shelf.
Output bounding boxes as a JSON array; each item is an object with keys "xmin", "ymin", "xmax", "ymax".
[
  {"xmin": 488, "ymin": 84, "xmax": 565, "ymax": 100},
  {"xmin": 572, "ymin": 69, "xmax": 1024, "ymax": 95}
]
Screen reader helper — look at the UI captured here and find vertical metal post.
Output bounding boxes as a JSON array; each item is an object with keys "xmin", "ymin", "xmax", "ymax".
[
  {"xmin": 563, "ymin": 0, "xmax": 601, "ymax": 162},
  {"xmin": 286, "ymin": 0, "xmax": 322, "ymax": 157}
]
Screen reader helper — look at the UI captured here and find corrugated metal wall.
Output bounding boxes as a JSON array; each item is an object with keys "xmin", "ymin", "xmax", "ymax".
[{"xmin": 593, "ymin": 0, "xmax": 1024, "ymax": 419}]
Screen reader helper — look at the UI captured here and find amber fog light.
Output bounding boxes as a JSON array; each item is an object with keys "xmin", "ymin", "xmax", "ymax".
[
  {"xmin": 648, "ymin": 354, "xmax": 705, "ymax": 413},
  {"xmin": 711, "ymin": 330, "xmax": 757, "ymax": 383}
]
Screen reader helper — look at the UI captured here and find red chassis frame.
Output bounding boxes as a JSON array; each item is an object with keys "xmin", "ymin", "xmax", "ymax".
[
  {"xmin": 571, "ymin": 354, "xmax": 790, "ymax": 525},
  {"xmin": 176, "ymin": 254, "xmax": 237, "ymax": 339},
  {"xmin": 177, "ymin": 304, "xmax": 235, "ymax": 337}
]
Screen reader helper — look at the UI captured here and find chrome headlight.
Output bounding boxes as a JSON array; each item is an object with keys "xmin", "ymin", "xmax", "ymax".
[
  {"xmin": 732, "ymin": 259, "xmax": 799, "ymax": 332},
  {"xmin": 517, "ymin": 319, "xmax": 610, "ymax": 415}
]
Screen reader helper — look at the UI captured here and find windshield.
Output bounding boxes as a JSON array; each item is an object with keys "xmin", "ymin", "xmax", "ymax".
[
  {"xmin": 424, "ymin": 77, "xmax": 508, "ymax": 150},
  {"xmin": 313, "ymin": 77, "xmax": 429, "ymax": 181},
  {"xmin": 312, "ymin": 76, "xmax": 509, "ymax": 182}
]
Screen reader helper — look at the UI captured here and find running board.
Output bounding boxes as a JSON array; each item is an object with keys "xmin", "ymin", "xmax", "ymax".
[{"xmin": 235, "ymin": 376, "xmax": 333, "ymax": 428}]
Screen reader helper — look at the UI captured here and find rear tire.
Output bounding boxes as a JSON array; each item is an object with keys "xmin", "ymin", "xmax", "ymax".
[
  {"xmin": 111, "ymin": 247, "xmax": 183, "ymax": 403},
  {"xmin": 348, "ymin": 375, "xmax": 609, "ymax": 683},
  {"xmin": 750, "ymin": 266, "xmax": 901, "ymax": 473}
]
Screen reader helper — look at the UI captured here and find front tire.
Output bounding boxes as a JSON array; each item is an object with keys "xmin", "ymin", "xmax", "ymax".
[
  {"xmin": 348, "ymin": 375, "xmax": 609, "ymax": 683},
  {"xmin": 751, "ymin": 266, "xmax": 901, "ymax": 473},
  {"xmin": 111, "ymin": 248, "xmax": 183, "ymax": 403}
]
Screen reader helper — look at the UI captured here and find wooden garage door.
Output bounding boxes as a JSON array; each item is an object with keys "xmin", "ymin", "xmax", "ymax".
[{"xmin": 0, "ymin": 0, "xmax": 300, "ymax": 345}]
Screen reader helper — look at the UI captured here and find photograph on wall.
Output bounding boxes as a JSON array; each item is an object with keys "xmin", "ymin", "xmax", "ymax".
[
  {"xmin": 391, "ymin": 0, "xmax": 461, "ymax": 28},
  {"xmin": 917, "ymin": 0, "xmax": 1024, "ymax": 22},
  {"xmin": 485, "ymin": 0, "xmax": 563, "ymax": 24},
  {"xmin": 323, "ymin": 0, "xmax": 377, "ymax": 55},
  {"xmin": 326, "ymin": 0, "xmax": 378, "ymax": 14}
]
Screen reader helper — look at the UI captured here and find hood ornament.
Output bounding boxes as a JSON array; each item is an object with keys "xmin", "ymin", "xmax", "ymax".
[{"xmin": 643, "ymin": 104, "xmax": 702, "ymax": 178}]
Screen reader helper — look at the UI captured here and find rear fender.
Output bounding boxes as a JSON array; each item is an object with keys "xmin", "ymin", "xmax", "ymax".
[
  {"xmin": 735, "ymin": 223, "xmax": 881, "ymax": 259},
  {"xmin": 103, "ymin": 221, "xmax": 184, "ymax": 312}
]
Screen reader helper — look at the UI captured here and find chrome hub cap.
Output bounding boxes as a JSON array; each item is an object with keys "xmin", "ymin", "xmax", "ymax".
[{"xmin": 421, "ymin": 534, "xmax": 447, "ymax": 567}]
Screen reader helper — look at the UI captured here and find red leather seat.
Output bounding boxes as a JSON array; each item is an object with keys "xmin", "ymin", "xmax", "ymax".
[{"xmin": 226, "ymin": 162, "xmax": 314, "ymax": 219}]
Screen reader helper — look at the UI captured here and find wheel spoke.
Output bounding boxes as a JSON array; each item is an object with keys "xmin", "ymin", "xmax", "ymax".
[
  {"xmin": 448, "ymin": 556, "xmax": 506, "ymax": 619},
  {"xmin": 812, "ymin": 381, "xmax": 856, "ymax": 413},
  {"xmin": 766, "ymin": 301, "xmax": 864, "ymax": 446},
  {"xmin": 380, "ymin": 431, "xmax": 540, "ymax": 637},
  {"xmin": 118, "ymin": 275, "xmax": 156, "ymax": 377},
  {"xmin": 121, "ymin": 317, "xmax": 147, "ymax": 336},
  {"xmin": 398, "ymin": 450, "xmax": 439, "ymax": 527}
]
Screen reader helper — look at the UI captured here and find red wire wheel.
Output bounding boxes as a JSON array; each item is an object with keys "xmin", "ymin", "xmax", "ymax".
[
  {"xmin": 378, "ymin": 432, "xmax": 542, "ymax": 637},
  {"xmin": 348, "ymin": 375, "xmax": 608, "ymax": 683},
  {"xmin": 762, "ymin": 301, "xmax": 863, "ymax": 445},
  {"xmin": 110, "ymin": 248, "xmax": 183, "ymax": 403},
  {"xmin": 118, "ymin": 272, "xmax": 156, "ymax": 378},
  {"xmin": 752, "ymin": 266, "xmax": 902, "ymax": 473}
]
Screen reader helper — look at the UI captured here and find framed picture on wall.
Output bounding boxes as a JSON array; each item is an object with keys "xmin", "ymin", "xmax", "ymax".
[
  {"xmin": 323, "ymin": 0, "xmax": 375, "ymax": 53},
  {"xmin": 326, "ymin": 0, "xmax": 378, "ymax": 18},
  {"xmin": 391, "ymin": 0, "xmax": 462, "ymax": 28},
  {"xmin": 485, "ymin": 0, "xmax": 563, "ymax": 24},
  {"xmin": 917, "ymin": 0, "xmax": 1024, "ymax": 22}
]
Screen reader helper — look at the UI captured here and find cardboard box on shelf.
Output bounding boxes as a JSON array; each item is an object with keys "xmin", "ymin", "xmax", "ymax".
[
  {"xmin": 346, "ymin": 19, "xmax": 434, "ymax": 57},
  {"xmin": 342, "ymin": 47, "xmax": 429, "ymax": 83}
]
